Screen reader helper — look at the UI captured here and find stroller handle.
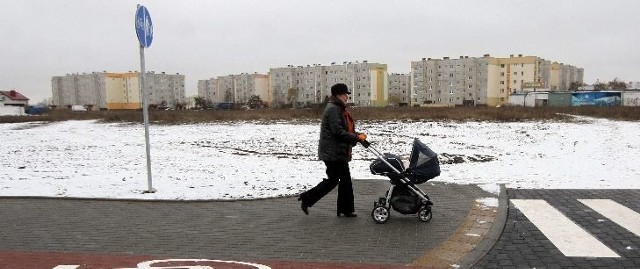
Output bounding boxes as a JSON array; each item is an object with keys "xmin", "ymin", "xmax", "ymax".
[{"xmin": 359, "ymin": 140, "xmax": 371, "ymax": 148}]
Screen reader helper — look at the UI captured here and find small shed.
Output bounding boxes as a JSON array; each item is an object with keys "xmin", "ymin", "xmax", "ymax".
[
  {"xmin": 548, "ymin": 92, "xmax": 572, "ymax": 107},
  {"xmin": 508, "ymin": 92, "xmax": 548, "ymax": 107},
  {"xmin": 622, "ymin": 91, "xmax": 640, "ymax": 107}
]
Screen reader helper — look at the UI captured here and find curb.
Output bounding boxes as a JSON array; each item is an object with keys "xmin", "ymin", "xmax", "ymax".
[{"xmin": 457, "ymin": 184, "xmax": 509, "ymax": 268}]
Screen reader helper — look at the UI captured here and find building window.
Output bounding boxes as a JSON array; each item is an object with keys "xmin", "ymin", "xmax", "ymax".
[
  {"xmin": 500, "ymin": 81, "xmax": 505, "ymax": 85},
  {"xmin": 500, "ymin": 64, "xmax": 505, "ymax": 68},
  {"xmin": 500, "ymin": 72, "xmax": 504, "ymax": 76},
  {"xmin": 449, "ymin": 89, "xmax": 454, "ymax": 94}
]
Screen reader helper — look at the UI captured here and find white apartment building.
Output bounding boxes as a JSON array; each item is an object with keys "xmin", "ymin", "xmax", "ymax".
[
  {"xmin": 388, "ymin": 73, "xmax": 411, "ymax": 106},
  {"xmin": 411, "ymin": 54, "xmax": 584, "ymax": 107},
  {"xmin": 411, "ymin": 56, "xmax": 489, "ymax": 107},
  {"xmin": 269, "ymin": 61, "xmax": 388, "ymax": 108},
  {"xmin": 52, "ymin": 72, "xmax": 185, "ymax": 110},
  {"xmin": 197, "ymin": 73, "xmax": 269, "ymax": 105}
]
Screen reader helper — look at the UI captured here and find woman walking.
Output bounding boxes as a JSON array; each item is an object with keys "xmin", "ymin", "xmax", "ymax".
[{"xmin": 298, "ymin": 83, "xmax": 367, "ymax": 217}]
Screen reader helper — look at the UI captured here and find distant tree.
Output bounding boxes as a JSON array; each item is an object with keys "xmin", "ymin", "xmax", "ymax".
[
  {"xmin": 247, "ymin": 95, "xmax": 264, "ymax": 109},
  {"xmin": 175, "ymin": 103, "xmax": 187, "ymax": 110},
  {"xmin": 569, "ymin": 81, "xmax": 585, "ymax": 91},
  {"xmin": 224, "ymin": 91, "xmax": 233, "ymax": 103},
  {"xmin": 608, "ymin": 78, "xmax": 627, "ymax": 90},
  {"xmin": 593, "ymin": 82, "xmax": 607, "ymax": 91},
  {"xmin": 287, "ymin": 88, "xmax": 299, "ymax": 107},
  {"xmin": 322, "ymin": 95, "xmax": 330, "ymax": 107},
  {"xmin": 388, "ymin": 95, "xmax": 401, "ymax": 106},
  {"xmin": 194, "ymin": 96, "xmax": 207, "ymax": 109}
]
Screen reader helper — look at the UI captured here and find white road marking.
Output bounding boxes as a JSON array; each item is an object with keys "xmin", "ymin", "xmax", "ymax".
[
  {"xmin": 53, "ymin": 266, "xmax": 79, "ymax": 269},
  {"xmin": 511, "ymin": 199, "xmax": 620, "ymax": 258},
  {"xmin": 579, "ymin": 199, "xmax": 640, "ymax": 237}
]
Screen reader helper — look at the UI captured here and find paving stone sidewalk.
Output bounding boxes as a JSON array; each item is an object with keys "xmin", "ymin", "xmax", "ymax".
[{"xmin": 0, "ymin": 180, "xmax": 494, "ymax": 268}]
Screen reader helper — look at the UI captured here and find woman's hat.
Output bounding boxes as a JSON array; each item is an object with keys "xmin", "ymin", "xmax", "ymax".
[{"xmin": 331, "ymin": 83, "xmax": 351, "ymax": 96}]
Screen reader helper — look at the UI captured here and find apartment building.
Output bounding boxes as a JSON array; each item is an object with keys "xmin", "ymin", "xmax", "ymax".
[
  {"xmin": 197, "ymin": 79, "xmax": 218, "ymax": 103},
  {"xmin": 52, "ymin": 72, "xmax": 185, "ymax": 110},
  {"xmin": 52, "ymin": 72, "xmax": 107, "ymax": 109},
  {"xmin": 269, "ymin": 61, "xmax": 388, "ymax": 107},
  {"xmin": 411, "ymin": 54, "xmax": 583, "ymax": 107},
  {"xmin": 411, "ymin": 56, "xmax": 488, "ymax": 107},
  {"xmin": 388, "ymin": 73, "xmax": 411, "ymax": 106},
  {"xmin": 197, "ymin": 73, "xmax": 269, "ymax": 105}
]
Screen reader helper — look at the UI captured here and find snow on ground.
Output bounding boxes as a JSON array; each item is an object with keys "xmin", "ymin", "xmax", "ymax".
[{"xmin": 1, "ymin": 116, "xmax": 638, "ymax": 200}]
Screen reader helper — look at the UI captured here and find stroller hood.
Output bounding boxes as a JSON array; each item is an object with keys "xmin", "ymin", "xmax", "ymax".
[{"xmin": 404, "ymin": 138, "xmax": 440, "ymax": 183}]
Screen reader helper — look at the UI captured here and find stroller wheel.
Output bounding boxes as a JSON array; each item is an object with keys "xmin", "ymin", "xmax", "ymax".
[
  {"xmin": 418, "ymin": 205, "xmax": 433, "ymax": 222},
  {"xmin": 371, "ymin": 206, "xmax": 390, "ymax": 224}
]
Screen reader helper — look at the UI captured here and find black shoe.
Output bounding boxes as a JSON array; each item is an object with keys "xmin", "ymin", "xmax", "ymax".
[
  {"xmin": 337, "ymin": 212, "xmax": 357, "ymax": 217},
  {"xmin": 298, "ymin": 196, "xmax": 309, "ymax": 215}
]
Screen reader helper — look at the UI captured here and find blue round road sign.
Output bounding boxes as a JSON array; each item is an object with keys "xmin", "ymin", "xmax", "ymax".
[{"xmin": 135, "ymin": 5, "xmax": 153, "ymax": 48}]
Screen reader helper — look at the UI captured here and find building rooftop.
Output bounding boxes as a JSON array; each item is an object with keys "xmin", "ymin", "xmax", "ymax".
[{"xmin": 0, "ymin": 90, "xmax": 29, "ymax": 101}]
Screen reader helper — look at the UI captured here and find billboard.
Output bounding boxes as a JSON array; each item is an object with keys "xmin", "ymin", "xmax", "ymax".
[{"xmin": 571, "ymin": 92, "xmax": 621, "ymax": 107}]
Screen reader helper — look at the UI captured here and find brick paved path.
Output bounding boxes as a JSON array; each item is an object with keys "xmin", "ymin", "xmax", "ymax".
[
  {"xmin": 475, "ymin": 189, "xmax": 640, "ymax": 269},
  {"xmin": 0, "ymin": 180, "xmax": 491, "ymax": 268}
]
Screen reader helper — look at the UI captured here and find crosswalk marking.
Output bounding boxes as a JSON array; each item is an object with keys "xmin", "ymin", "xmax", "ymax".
[
  {"xmin": 579, "ymin": 199, "xmax": 640, "ymax": 237},
  {"xmin": 511, "ymin": 199, "xmax": 620, "ymax": 258}
]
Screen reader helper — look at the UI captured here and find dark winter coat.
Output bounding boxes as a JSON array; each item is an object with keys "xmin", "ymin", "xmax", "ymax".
[{"xmin": 318, "ymin": 97, "xmax": 359, "ymax": 162}]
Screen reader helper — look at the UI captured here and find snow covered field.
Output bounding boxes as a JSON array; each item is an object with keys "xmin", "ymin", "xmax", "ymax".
[{"xmin": 1, "ymin": 116, "xmax": 638, "ymax": 200}]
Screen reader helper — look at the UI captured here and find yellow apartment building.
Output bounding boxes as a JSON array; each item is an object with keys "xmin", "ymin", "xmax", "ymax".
[
  {"xmin": 52, "ymin": 72, "xmax": 185, "ymax": 110},
  {"xmin": 411, "ymin": 54, "xmax": 583, "ymax": 107}
]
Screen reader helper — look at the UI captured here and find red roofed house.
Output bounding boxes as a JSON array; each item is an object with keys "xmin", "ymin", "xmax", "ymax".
[{"xmin": 0, "ymin": 90, "xmax": 29, "ymax": 108}]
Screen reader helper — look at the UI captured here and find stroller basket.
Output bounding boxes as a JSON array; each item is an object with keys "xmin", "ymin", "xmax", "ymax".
[{"xmin": 369, "ymin": 139, "xmax": 440, "ymax": 184}]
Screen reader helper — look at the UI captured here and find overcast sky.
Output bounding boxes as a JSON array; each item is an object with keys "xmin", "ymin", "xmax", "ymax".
[{"xmin": 1, "ymin": 0, "xmax": 638, "ymax": 103}]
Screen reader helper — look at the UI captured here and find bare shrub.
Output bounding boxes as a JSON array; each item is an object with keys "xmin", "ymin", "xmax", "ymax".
[{"xmin": 1, "ymin": 106, "xmax": 639, "ymax": 124}]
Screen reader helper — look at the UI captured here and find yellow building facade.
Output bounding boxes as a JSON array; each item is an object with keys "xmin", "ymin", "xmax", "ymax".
[
  {"xmin": 411, "ymin": 54, "xmax": 583, "ymax": 107},
  {"xmin": 105, "ymin": 73, "xmax": 142, "ymax": 110}
]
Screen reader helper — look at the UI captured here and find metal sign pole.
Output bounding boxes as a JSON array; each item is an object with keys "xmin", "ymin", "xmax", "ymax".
[
  {"xmin": 136, "ymin": 4, "xmax": 155, "ymax": 193},
  {"xmin": 139, "ymin": 45, "xmax": 154, "ymax": 193}
]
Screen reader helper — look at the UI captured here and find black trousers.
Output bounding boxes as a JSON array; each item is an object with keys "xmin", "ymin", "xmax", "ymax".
[{"xmin": 302, "ymin": 161, "xmax": 355, "ymax": 214}]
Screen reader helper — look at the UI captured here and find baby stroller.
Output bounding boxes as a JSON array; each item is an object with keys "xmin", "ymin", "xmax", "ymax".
[{"xmin": 362, "ymin": 138, "xmax": 440, "ymax": 224}]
